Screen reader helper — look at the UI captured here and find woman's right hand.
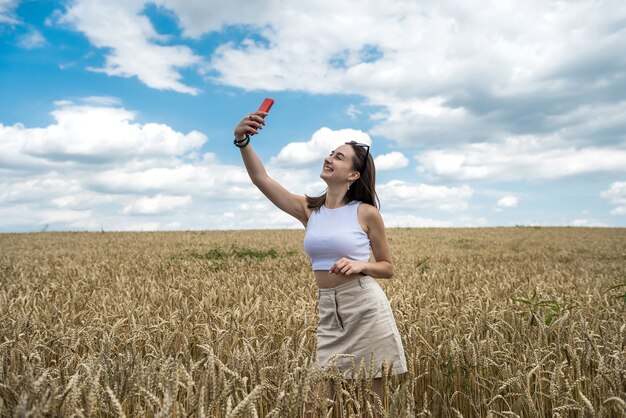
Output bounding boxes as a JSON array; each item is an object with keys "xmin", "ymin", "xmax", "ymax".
[{"xmin": 234, "ymin": 111, "xmax": 268, "ymax": 142}]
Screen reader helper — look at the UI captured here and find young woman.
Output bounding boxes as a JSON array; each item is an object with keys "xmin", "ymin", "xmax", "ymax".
[{"xmin": 233, "ymin": 109, "xmax": 407, "ymax": 406}]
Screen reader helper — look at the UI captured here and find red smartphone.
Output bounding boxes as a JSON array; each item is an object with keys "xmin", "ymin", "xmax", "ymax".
[
  {"xmin": 258, "ymin": 98, "xmax": 274, "ymax": 113},
  {"xmin": 252, "ymin": 98, "xmax": 274, "ymax": 135}
]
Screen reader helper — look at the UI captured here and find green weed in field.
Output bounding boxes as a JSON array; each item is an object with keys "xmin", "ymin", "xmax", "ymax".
[{"xmin": 512, "ymin": 289, "xmax": 575, "ymax": 325}]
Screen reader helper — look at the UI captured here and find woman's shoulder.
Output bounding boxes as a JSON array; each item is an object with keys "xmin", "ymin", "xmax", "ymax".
[
  {"xmin": 354, "ymin": 200, "xmax": 377, "ymax": 210},
  {"xmin": 355, "ymin": 202, "xmax": 383, "ymax": 234},
  {"xmin": 355, "ymin": 201, "xmax": 381, "ymax": 220}
]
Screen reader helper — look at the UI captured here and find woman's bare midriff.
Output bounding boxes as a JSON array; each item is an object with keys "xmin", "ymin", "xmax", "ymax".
[{"xmin": 314, "ymin": 270, "xmax": 366, "ymax": 289}]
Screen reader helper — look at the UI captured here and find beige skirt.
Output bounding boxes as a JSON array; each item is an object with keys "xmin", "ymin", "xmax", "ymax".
[{"xmin": 316, "ymin": 276, "xmax": 407, "ymax": 378}]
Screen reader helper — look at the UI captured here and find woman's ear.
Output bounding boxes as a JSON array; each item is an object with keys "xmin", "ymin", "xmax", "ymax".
[{"xmin": 348, "ymin": 171, "xmax": 361, "ymax": 182}]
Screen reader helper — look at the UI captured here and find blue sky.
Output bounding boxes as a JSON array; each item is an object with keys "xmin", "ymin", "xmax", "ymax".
[{"xmin": 1, "ymin": 0, "xmax": 625, "ymax": 231}]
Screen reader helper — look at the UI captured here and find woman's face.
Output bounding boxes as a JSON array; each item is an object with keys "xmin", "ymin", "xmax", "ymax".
[{"xmin": 320, "ymin": 144, "xmax": 359, "ymax": 184}]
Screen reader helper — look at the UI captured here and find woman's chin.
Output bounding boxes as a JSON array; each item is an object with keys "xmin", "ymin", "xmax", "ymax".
[{"xmin": 319, "ymin": 175, "xmax": 333, "ymax": 186}]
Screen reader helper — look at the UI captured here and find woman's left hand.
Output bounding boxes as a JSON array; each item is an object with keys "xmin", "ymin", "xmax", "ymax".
[{"xmin": 329, "ymin": 258, "xmax": 367, "ymax": 276}]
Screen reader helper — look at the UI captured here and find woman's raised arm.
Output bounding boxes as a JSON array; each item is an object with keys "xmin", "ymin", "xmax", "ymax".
[{"xmin": 234, "ymin": 111, "xmax": 310, "ymax": 226}]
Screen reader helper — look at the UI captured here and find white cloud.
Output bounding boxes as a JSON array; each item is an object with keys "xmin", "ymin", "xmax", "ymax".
[
  {"xmin": 122, "ymin": 194, "xmax": 191, "ymax": 215},
  {"xmin": 83, "ymin": 96, "xmax": 123, "ymax": 106},
  {"xmin": 601, "ymin": 181, "xmax": 626, "ymax": 215},
  {"xmin": 369, "ymin": 97, "xmax": 480, "ymax": 146},
  {"xmin": 0, "ymin": 99, "xmax": 206, "ymax": 169},
  {"xmin": 157, "ymin": 0, "xmax": 270, "ymax": 38},
  {"xmin": 569, "ymin": 219, "xmax": 609, "ymax": 227},
  {"xmin": 381, "ymin": 213, "xmax": 453, "ymax": 228},
  {"xmin": 18, "ymin": 29, "xmax": 46, "ymax": 48},
  {"xmin": 378, "ymin": 180, "xmax": 473, "ymax": 211},
  {"xmin": 416, "ymin": 135, "xmax": 626, "ymax": 181},
  {"xmin": 0, "ymin": 0, "xmax": 18, "ymax": 24},
  {"xmin": 346, "ymin": 104, "xmax": 361, "ymax": 119},
  {"xmin": 547, "ymin": 101, "xmax": 626, "ymax": 147},
  {"xmin": 270, "ymin": 127, "xmax": 371, "ymax": 168},
  {"xmin": 218, "ymin": 207, "xmax": 302, "ymax": 230},
  {"xmin": 381, "ymin": 213, "xmax": 489, "ymax": 228},
  {"xmin": 59, "ymin": 1, "xmax": 202, "ymax": 94},
  {"xmin": 0, "ymin": 204, "xmax": 93, "ymax": 231},
  {"xmin": 374, "ymin": 152, "xmax": 409, "ymax": 171},
  {"xmin": 86, "ymin": 163, "xmax": 252, "ymax": 198},
  {"xmin": 497, "ymin": 196, "xmax": 519, "ymax": 208}
]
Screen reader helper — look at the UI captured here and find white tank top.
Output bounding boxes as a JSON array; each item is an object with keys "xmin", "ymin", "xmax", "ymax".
[{"xmin": 303, "ymin": 201, "xmax": 371, "ymax": 270}]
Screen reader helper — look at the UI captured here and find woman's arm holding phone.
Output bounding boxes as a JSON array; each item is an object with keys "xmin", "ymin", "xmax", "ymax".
[{"xmin": 234, "ymin": 109, "xmax": 310, "ymax": 226}]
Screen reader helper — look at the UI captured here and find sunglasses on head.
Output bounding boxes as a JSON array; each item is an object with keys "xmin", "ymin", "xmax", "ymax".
[{"xmin": 345, "ymin": 141, "xmax": 370, "ymax": 173}]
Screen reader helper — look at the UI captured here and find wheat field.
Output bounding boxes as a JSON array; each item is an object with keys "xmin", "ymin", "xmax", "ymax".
[{"xmin": 0, "ymin": 227, "xmax": 625, "ymax": 417}]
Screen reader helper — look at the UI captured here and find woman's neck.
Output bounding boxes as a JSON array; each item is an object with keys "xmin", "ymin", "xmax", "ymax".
[{"xmin": 324, "ymin": 186, "xmax": 349, "ymax": 209}]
